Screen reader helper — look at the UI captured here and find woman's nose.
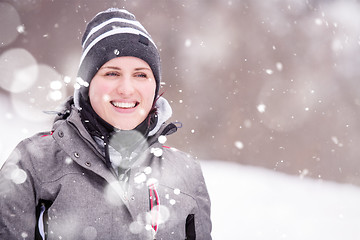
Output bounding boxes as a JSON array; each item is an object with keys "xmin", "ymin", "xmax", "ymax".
[{"xmin": 116, "ymin": 77, "xmax": 135, "ymax": 95}]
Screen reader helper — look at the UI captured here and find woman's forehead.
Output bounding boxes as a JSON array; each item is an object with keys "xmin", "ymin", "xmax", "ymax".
[{"xmin": 101, "ymin": 56, "xmax": 151, "ymax": 68}]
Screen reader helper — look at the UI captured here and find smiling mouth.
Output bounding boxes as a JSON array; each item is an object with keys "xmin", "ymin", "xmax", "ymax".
[{"xmin": 111, "ymin": 101, "xmax": 139, "ymax": 109}]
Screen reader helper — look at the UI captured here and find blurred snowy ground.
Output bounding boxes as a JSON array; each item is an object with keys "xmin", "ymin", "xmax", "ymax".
[
  {"xmin": 201, "ymin": 160, "xmax": 360, "ymax": 240},
  {"xmin": 1, "ymin": 98, "xmax": 360, "ymax": 240}
]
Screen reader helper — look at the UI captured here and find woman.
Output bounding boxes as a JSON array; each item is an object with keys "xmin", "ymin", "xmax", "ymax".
[{"xmin": 0, "ymin": 8, "xmax": 212, "ymax": 240}]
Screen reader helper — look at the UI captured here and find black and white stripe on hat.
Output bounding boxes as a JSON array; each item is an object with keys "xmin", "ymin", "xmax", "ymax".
[{"xmin": 74, "ymin": 8, "xmax": 161, "ymax": 108}]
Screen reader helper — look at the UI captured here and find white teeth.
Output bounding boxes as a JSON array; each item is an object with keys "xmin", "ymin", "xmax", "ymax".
[{"xmin": 111, "ymin": 101, "xmax": 136, "ymax": 108}]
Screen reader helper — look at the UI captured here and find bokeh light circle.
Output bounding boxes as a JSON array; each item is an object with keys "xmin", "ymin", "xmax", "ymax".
[
  {"xmin": 11, "ymin": 64, "xmax": 66, "ymax": 122},
  {"xmin": 0, "ymin": 3, "xmax": 22, "ymax": 47},
  {"xmin": 0, "ymin": 48, "xmax": 38, "ymax": 93}
]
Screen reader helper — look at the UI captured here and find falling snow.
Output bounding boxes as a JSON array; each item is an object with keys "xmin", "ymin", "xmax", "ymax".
[
  {"xmin": 150, "ymin": 148, "xmax": 163, "ymax": 157},
  {"xmin": 257, "ymin": 103, "xmax": 266, "ymax": 113},
  {"xmin": 1, "ymin": 1, "xmax": 360, "ymax": 239},
  {"xmin": 134, "ymin": 172, "xmax": 147, "ymax": 184},
  {"xmin": 184, "ymin": 39, "xmax": 192, "ymax": 47},
  {"xmin": 234, "ymin": 141, "xmax": 244, "ymax": 150},
  {"xmin": 265, "ymin": 69, "xmax": 273, "ymax": 75},
  {"xmin": 158, "ymin": 135, "xmax": 167, "ymax": 144},
  {"xmin": 173, "ymin": 188, "xmax": 180, "ymax": 195}
]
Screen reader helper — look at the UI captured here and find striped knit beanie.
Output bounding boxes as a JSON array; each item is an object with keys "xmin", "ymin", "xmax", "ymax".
[{"xmin": 74, "ymin": 8, "xmax": 161, "ymax": 108}]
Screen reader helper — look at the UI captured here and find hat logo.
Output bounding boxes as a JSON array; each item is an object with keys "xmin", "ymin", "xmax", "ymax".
[{"xmin": 114, "ymin": 49, "xmax": 120, "ymax": 55}]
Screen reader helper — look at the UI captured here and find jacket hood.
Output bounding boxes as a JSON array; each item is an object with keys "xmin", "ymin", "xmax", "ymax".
[{"xmin": 149, "ymin": 96, "xmax": 173, "ymax": 136}]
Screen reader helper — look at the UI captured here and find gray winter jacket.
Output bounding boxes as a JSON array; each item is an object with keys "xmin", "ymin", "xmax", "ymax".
[{"xmin": 0, "ymin": 98, "xmax": 212, "ymax": 240}]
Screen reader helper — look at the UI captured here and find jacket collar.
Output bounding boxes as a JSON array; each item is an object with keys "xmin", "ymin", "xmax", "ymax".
[
  {"xmin": 56, "ymin": 100, "xmax": 107, "ymax": 158},
  {"xmin": 53, "ymin": 96, "xmax": 178, "ymax": 162}
]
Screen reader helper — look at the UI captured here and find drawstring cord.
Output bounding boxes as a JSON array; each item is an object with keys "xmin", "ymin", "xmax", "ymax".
[{"xmin": 149, "ymin": 183, "xmax": 160, "ymax": 239}]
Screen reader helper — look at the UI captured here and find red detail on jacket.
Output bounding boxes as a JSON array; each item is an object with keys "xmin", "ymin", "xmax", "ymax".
[{"xmin": 41, "ymin": 131, "xmax": 54, "ymax": 137}]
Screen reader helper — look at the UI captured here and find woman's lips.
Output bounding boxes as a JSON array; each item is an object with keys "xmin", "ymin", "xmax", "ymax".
[{"xmin": 110, "ymin": 101, "xmax": 139, "ymax": 113}]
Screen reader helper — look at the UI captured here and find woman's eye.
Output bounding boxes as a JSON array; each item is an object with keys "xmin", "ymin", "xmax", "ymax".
[
  {"xmin": 135, "ymin": 73, "xmax": 147, "ymax": 78},
  {"xmin": 105, "ymin": 72, "xmax": 119, "ymax": 76}
]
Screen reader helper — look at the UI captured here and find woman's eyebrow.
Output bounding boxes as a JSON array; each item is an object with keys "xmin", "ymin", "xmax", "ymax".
[
  {"xmin": 101, "ymin": 66, "xmax": 121, "ymax": 70},
  {"xmin": 100, "ymin": 66, "xmax": 151, "ymax": 71},
  {"xmin": 134, "ymin": 67, "xmax": 151, "ymax": 71}
]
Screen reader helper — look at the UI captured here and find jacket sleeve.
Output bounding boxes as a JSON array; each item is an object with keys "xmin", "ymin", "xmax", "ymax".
[
  {"xmin": 0, "ymin": 141, "xmax": 39, "ymax": 240},
  {"xmin": 192, "ymin": 160, "xmax": 212, "ymax": 240}
]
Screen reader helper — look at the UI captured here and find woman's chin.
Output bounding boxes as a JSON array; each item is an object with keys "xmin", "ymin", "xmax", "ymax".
[{"xmin": 112, "ymin": 119, "xmax": 144, "ymax": 131}]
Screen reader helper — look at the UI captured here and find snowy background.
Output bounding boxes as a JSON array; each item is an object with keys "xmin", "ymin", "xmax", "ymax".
[
  {"xmin": 203, "ymin": 160, "xmax": 360, "ymax": 240},
  {"xmin": 1, "ymin": 0, "xmax": 360, "ymax": 239}
]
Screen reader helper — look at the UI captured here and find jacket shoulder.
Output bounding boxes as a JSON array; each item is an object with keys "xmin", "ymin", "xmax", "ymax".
[
  {"xmin": 162, "ymin": 147, "xmax": 201, "ymax": 169},
  {"xmin": 3, "ymin": 131, "xmax": 62, "ymax": 179},
  {"xmin": 159, "ymin": 147, "xmax": 205, "ymax": 193},
  {"xmin": 21, "ymin": 131, "xmax": 59, "ymax": 155}
]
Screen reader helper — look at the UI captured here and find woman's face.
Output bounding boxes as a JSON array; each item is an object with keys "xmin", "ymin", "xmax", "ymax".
[{"xmin": 89, "ymin": 56, "xmax": 156, "ymax": 130}]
